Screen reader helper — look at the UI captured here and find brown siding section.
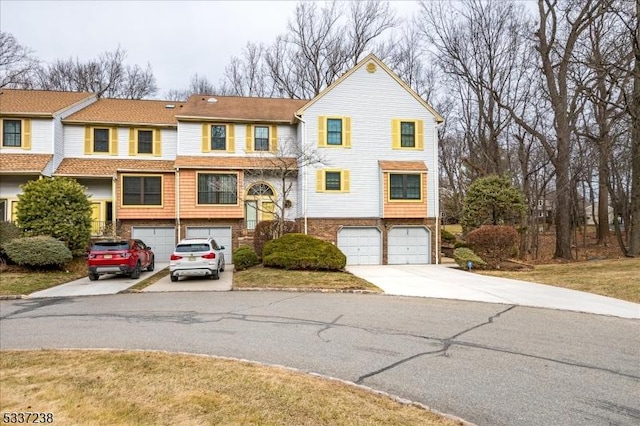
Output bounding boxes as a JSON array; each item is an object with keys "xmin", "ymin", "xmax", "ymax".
[
  {"xmin": 117, "ymin": 172, "xmax": 176, "ymax": 219},
  {"xmin": 178, "ymin": 169, "xmax": 244, "ymax": 218},
  {"xmin": 382, "ymin": 172, "xmax": 428, "ymax": 218}
]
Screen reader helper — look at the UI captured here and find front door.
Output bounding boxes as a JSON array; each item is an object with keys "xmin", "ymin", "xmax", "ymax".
[{"xmin": 245, "ymin": 201, "xmax": 258, "ymax": 230}]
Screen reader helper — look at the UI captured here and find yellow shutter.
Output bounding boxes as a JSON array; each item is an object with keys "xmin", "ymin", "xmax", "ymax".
[
  {"xmin": 343, "ymin": 117, "xmax": 351, "ymax": 148},
  {"xmin": 391, "ymin": 119, "xmax": 400, "ymax": 149},
  {"xmin": 22, "ymin": 119, "xmax": 31, "ymax": 150},
  {"xmin": 11, "ymin": 200, "xmax": 19, "ymax": 221},
  {"xmin": 129, "ymin": 128, "xmax": 136, "ymax": 155},
  {"xmin": 154, "ymin": 129, "xmax": 162, "ymax": 156},
  {"xmin": 342, "ymin": 170, "xmax": 350, "ymax": 192},
  {"xmin": 316, "ymin": 170, "xmax": 324, "ymax": 192},
  {"xmin": 110, "ymin": 127, "xmax": 118, "ymax": 155},
  {"xmin": 246, "ymin": 124, "xmax": 253, "ymax": 152},
  {"xmin": 84, "ymin": 127, "xmax": 92, "ymax": 154},
  {"xmin": 318, "ymin": 116, "xmax": 326, "ymax": 147},
  {"xmin": 270, "ymin": 125, "xmax": 278, "ymax": 152},
  {"xmin": 201, "ymin": 124, "xmax": 210, "ymax": 153},
  {"xmin": 227, "ymin": 124, "xmax": 235, "ymax": 152},
  {"xmin": 416, "ymin": 120, "xmax": 424, "ymax": 150}
]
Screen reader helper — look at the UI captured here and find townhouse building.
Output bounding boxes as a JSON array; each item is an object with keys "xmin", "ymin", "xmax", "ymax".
[{"xmin": 0, "ymin": 54, "xmax": 443, "ymax": 265}]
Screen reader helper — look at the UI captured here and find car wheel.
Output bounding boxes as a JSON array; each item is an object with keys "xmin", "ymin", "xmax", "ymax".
[
  {"xmin": 170, "ymin": 274, "xmax": 178, "ymax": 282},
  {"xmin": 88, "ymin": 273, "xmax": 99, "ymax": 281},
  {"xmin": 211, "ymin": 268, "xmax": 219, "ymax": 280},
  {"xmin": 131, "ymin": 263, "xmax": 141, "ymax": 279},
  {"xmin": 147, "ymin": 257, "xmax": 155, "ymax": 272},
  {"xmin": 220, "ymin": 259, "xmax": 225, "ymax": 272}
]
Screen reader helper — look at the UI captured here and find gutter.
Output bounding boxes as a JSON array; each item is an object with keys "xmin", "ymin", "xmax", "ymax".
[{"xmin": 294, "ymin": 112, "xmax": 308, "ymax": 234}]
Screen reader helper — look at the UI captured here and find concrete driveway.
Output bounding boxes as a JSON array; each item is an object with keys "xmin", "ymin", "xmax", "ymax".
[
  {"xmin": 346, "ymin": 264, "xmax": 640, "ymax": 319},
  {"xmin": 29, "ymin": 263, "xmax": 169, "ymax": 298},
  {"xmin": 142, "ymin": 265, "xmax": 233, "ymax": 292}
]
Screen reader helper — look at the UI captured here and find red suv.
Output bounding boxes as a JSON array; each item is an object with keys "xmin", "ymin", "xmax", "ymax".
[{"xmin": 87, "ymin": 239, "xmax": 155, "ymax": 281}]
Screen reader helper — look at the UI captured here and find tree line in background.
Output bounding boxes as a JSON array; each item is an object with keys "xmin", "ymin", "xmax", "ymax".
[{"xmin": 1, "ymin": 0, "xmax": 638, "ymax": 260}]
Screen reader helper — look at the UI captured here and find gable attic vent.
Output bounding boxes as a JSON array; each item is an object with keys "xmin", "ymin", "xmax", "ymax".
[
  {"xmin": 207, "ymin": 97, "xmax": 218, "ymax": 103},
  {"xmin": 165, "ymin": 104, "xmax": 175, "ymax": 109}
]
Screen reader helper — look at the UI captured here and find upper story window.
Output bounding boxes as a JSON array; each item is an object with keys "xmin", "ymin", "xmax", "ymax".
[
  {"xmin": 211, "ymin": 125, "xmax": 226, "ymax": 150},
  {"xmin": 198, "ymin": 173, "xmax": 238, "ymax": 205},
  {"xmin": 254, "ymin": 126, "xmax": 269, "ymax": 151},
  {"xmin": 245, "ymin": 124, "xmax": 277, "ymax": 153},
  {"xmin": 94, "ymin": 129, "xmax": 110, "ymax": 152},
  {"xmin": 137, "ymin": 130, "xmax": 153, "ymax": 154},
  {"xmin": 2, "ymin": 120, "xmax": 21, "ymax": 147},
  {"xmin": 316, "ymin": 169, "xmax": 350, "ymax": 193},
  {"xmin": 327, "ymin": 119, "xmax": 343, "ymax": 146},
  {"xmin": 318, "ymin": 116, "xmax": 351, "ymax": 148},
  {"xmin": 129, "ymin": 128, "xmax": 161, "ymax": 156},
  {"xmin": 202, "ymin": 124, "xmax": 234, "ymax": 153},
  {"xmin": 1, "ymin": 118, "xmax": 31, "ymax": 149},
  {"xmin": 122, "ymin": 176, "xmax": 162, "ymax": 206},
  {"xmin": 85, "ymin": 126, "xmax": 117, "ymax": 155},
  {"xmin": 392, "ymin": 119, "xmax": 423, "ymax": 150},
  {"xmin": 389, "ymin": 174, "xmax": 421, "ymax": 200},
  {"xmin": 400, "ymin": 122, "xmax": 415, "ymax": 147}
]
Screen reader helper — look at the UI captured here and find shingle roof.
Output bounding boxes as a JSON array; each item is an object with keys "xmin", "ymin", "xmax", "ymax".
[
  {"xmin": 378, "ymin": 160, "xmax": 428, "ymax": 171},
  {"xmin": 175, "ymin": 156, "xmax": 297, "ymax": 170},
  {"xmin": 64, "ymin": 98, "xmax": 182, "ymax": 126},
  {"xmin": 0, "ymin": 154, "xmax": 53, "ymax": 174},
  {"xmin": 54, "ymin": 158, "xmax": 175, "ymax": 177},
  {"xmin": 0, "ymin": 89, "xmax": 95, "ymax": 117},
  {"xmin": 177, "ymin": 95, "xmax": 309, "ymax": 123}
]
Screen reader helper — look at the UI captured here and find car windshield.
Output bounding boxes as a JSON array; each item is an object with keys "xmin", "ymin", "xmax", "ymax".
[
  {"xmin": 92, "ymin": 242, "xmax": 130, "ymax": 251},
  {"xmin": 175, "ymin": 243, "xmax": 211, "ymax": 253}
]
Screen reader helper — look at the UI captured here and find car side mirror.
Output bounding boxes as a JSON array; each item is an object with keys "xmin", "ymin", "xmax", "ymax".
[
  {"xmin": 147, "ymin": 247, "xmax": 152, "ymax": 250},
  {"xmin": 220, "ymin": 246, "xmax": 225, "ymax": 250}
]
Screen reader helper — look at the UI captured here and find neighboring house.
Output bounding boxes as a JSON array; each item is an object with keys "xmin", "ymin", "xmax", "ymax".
[
  {"xmin": 0, "ymin": 54, "xmax": 443, "ymax": 265},
  {"xmin": 296, "ymin": 55, "xmax": 444, "ymax": 264},
  {"xmin": 56, "ymin": 98, "xmax": 181, "ymax": 258},
  {"xmin": 584, "ymin": 203, "xmax": 614, "ymax": 226},
  {"xmin": 0, "ymin": 89, "xmax": 97, "ymax": 222}
]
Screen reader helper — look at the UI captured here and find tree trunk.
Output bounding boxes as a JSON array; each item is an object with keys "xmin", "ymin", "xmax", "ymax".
[{"xmin": 629, "ymin": 0, "xmax": 640, "ymax": 255}]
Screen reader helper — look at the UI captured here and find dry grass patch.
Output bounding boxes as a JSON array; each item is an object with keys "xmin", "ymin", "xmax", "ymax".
[
  {"xmin": 0, "ymin": 271, "xmax": 84, "ymax": 296},
  {"xmin": 0, "ymin": 350, "xmax": 461, "ymax": 426},
  {"xmin": 234, "ymin": 265, "xmax": 381, "ymax": 292},
  {"xmin": 479, "ymin": 257, "xmax": 640, "ymax": 303},
  {"xmin": 124, "ymin": 267, "xmax": 170, "ymax": 292}
]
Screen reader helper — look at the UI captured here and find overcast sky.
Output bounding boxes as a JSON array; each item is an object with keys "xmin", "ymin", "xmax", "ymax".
[{"xmin": 1, "ymin": 0, "xmax": 420, "ymax": 97}]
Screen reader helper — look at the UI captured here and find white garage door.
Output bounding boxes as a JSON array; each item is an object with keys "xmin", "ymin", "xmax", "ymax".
[
  {"xmin": 388, "ymin": 226, "xmax": 431, "ymax": 264},
  {"xmin": 131, "ymin": 227, "xmax": 176, "ymax": 262},
  {"xmin": 337, "ymin": 227, "xmax": 381, "ymax": 265},
  {"xmin": 185, "ymin": 227, "xmax": 233, "ymax": 264}
]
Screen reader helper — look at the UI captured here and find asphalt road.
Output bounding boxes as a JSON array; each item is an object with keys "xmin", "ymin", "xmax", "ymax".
[{"xmin": 1, "ymin": 292, "xmax": 638, "ymax": 426}]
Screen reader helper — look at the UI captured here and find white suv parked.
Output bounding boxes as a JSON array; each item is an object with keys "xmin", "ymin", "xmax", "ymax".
[{"xmin": 169, "ymin": 238, "xmax": 225, "ymax": 282}]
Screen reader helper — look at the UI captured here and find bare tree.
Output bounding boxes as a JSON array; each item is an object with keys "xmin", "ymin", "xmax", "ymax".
[
  {"xmin": 35, "ymin": 46, "xmax": 158, "ymax": 99},
  {"xmin": 0, "ymin": 32, "xmax": 39, "ymax": 88},
  {"xmin": 246, "ymin": 138, "xmax": 325, "ymax": 238}
]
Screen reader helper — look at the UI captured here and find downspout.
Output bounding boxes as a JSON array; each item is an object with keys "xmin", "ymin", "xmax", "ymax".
[
  {"xmin": 175, "ymin": 168, "xmax": 180, "ymax": 242},
  {"xmin": 294, "ymin": 112, "xmax": 308, "ymax": 234},
  {"xmin": 434, "ymin": 121, "xmax": 441, "ymax": 265},
  {"xmin": 112, "ymin": 176, "xmax": 117, "ymax": 237}
]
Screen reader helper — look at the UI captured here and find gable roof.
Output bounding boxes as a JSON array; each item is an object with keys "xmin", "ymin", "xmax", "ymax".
[
  {"xmin": 0, "ymin": 89, "xmax": 96, "ymax": 117},
  {"xmin": 0, "ymin": 154, "xmax": 53, "ymax": 174},
  {"xmin": 296, "ymin": 54, "xmax": 444, "ymax": 123},
  {"xmin": 54, "ymin": 158, "xmax": 175, "ymax": 177},
  {"xmin": 64, "ymin": 98, "xmax": 181, "ymax": 127},
  {"xmin": 177, "ymin": 95, "xmax": 309, "ymax": 124}
]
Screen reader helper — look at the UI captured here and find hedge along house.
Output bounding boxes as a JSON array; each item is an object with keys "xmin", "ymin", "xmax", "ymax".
[
  {"xmin": 295, "ymin": 54, "xmax": 444, "ymax": 265},
  {"xmin": 0, "ymin": 89, "xmax": 97, "ymax": 223}
]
